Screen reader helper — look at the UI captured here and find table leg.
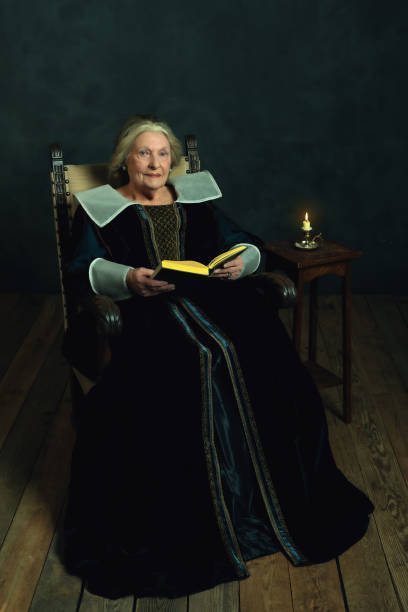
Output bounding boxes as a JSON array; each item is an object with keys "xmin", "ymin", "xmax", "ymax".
[
  {"xmin": 309, "ymin": 278, "xmax": 318, "ymax": 362},
  {"xmin": 343, "ymin": 263, "xmax": 352, "ymax": 423},
  {"xmin": 293, "ymin": 274, "xmax": 304, "ymax": 354}
]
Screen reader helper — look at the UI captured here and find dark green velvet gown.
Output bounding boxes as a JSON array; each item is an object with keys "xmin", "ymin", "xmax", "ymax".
[{"xmin": 62, "ymin": 198, "xmax": 373, "ymax": 600}]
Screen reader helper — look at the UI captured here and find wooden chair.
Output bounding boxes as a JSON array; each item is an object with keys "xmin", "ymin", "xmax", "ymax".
[{"xmin": 50, "ymin": 137, "xmax": 297, "ymax": 398}]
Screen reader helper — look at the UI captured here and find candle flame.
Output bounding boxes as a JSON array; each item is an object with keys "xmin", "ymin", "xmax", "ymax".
[{"xmin": 305, "ymin": 212, "xmax": 309, "ymax": 221}]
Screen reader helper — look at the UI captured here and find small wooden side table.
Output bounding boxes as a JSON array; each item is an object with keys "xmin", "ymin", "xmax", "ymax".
[{"xmin": 264, "ymin": 240, "xmax": 362, "ymax": 423}]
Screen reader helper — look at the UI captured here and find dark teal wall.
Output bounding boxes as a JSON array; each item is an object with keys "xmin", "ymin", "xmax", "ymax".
[{"xmin": 1, "ymin": 0, "xmax": 407, "ymax": 293}]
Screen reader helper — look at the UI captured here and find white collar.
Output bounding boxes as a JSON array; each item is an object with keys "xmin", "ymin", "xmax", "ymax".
[{"xmin": 74, "ymin": 170, "xmax": 222, "ymax": 228}]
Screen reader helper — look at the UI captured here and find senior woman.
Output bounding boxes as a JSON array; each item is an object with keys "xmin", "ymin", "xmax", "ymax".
[{"xmin": 63, "ymin": 114, "xmax": 373, "ymax": 599}]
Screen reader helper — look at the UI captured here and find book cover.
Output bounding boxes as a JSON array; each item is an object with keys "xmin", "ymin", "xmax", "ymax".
[{"xmin": 152, "ymin": 245, "xmax": 247, "ymax": 283}]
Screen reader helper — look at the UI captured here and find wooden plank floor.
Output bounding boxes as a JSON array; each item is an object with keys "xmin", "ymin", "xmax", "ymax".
[{"xmin": 0, "ymin": 292, "xmax": 407, "ymax": 611}]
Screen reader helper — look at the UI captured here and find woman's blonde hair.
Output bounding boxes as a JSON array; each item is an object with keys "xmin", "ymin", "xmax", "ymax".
[{"xmin": 108, "ymin": 114, "xmax": 183, "ymax": 187}]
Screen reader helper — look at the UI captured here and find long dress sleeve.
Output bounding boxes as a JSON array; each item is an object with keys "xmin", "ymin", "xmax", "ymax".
[
  {"xmin": 209, "ymin": 203, "xmax": 263, "ymax": 277},
  {"xmin": 64, "ymin": 205, "xmax": 133, "ymax": 300}
]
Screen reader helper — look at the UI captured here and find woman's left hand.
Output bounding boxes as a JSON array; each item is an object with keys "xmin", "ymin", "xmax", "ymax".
[{"xmin": 211, "ymin": 255, "xmax": 244, "ymax": 281}]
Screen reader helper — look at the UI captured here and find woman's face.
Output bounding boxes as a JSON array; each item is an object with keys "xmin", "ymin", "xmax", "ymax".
[{"xmin": 126, "ymin": 131, "xmax": 172, "ymax": 192}]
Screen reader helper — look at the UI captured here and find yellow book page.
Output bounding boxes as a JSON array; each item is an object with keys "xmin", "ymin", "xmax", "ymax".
[
  {"xmin": 208, "ymin": 245, "xmax": 247, "ymax": 270},
  {"xmin": 161, "ymin": 260, "xmax": 210, "ymax": 276}
]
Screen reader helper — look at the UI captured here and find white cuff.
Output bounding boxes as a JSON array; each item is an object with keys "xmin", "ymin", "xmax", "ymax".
[
  {"xmin": 232, "ymin": 243, "xmax": 261, "ymax": 277},
  {"xmin": 89, "ymin": 258, "xmax": 133, "ymax": 301}
]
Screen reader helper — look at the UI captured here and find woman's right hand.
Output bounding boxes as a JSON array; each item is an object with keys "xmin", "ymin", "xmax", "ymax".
[{"xmin": 126, "ymin": 268, "xmax": 175, "ymax": 297}]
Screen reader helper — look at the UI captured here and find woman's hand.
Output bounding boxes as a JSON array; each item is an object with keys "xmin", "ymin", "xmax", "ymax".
[
  {"xmin": 211, "ymin": 255, "xmax": 244, "ymax": 281},
  {"xmin": 126, "ymin": 268, "xmax": 175, "ymax": 297}
]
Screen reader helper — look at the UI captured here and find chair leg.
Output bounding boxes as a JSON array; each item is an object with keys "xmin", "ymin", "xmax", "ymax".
[
  {"xmin": 309, "ymin": 278, "xmax": 318, "ymax": 362},
  {"xmin": 69, "ymin": 370, "xmax": 85, "ymax": 429},
  {"xmin": 293, "ymin": 275, "xmax": 304, "ymax": 354}
]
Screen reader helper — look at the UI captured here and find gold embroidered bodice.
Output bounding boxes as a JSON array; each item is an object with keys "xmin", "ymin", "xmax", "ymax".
[{"xmin": 143, "ymin": 204, "xmax": 180, "ymax": 261}]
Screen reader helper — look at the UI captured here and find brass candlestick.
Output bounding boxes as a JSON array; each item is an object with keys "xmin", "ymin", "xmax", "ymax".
[
  {"xmin": 295, "ymin": 227, "xmax": 320, "ymax": 250},
  {"xmin": 295, "ymin": 213, "xmax": 322, "ymax": 249}
]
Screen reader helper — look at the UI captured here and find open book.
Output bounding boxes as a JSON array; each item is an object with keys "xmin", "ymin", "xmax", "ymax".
[{"xmin": 152, "ymin": 245, "xmax": 247, "ymax": 282}]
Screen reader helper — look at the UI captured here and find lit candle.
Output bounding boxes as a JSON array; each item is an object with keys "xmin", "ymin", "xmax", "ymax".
[{"xmin": 302, "ymin": 212, "xmax": 311, "ymax": 231}]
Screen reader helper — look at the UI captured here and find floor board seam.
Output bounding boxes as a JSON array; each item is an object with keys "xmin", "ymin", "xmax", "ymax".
[{"xmin": 335, "ymin": 556, "xmax": 349, "ymax": 612}]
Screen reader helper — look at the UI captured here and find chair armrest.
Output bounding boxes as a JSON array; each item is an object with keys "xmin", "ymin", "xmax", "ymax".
[
  {"xmin": 243, "ymin": 272, "xmax": 297, "ymax": 309},
  {"xmin": 62, "ymin": 295, "xmax": 123, "ymax": 380}
]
